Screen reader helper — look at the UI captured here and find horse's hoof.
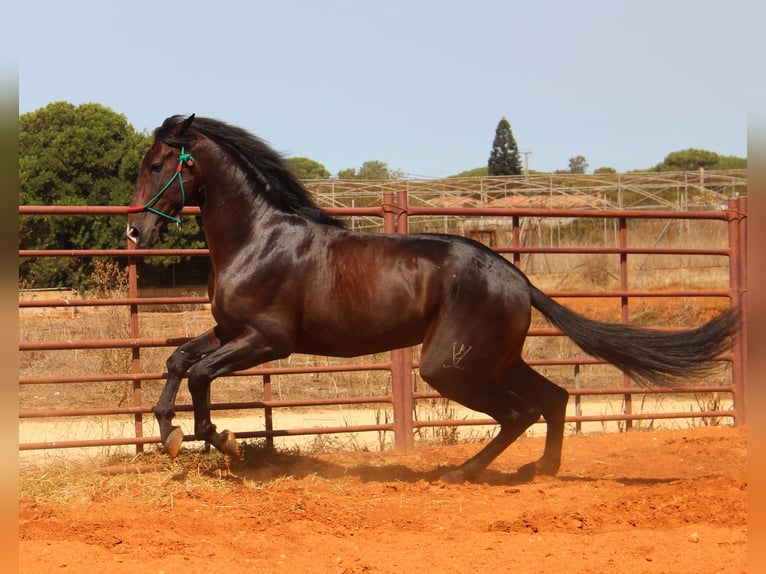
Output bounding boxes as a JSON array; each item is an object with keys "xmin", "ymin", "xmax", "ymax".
[
  {"xmin": 164, "ymin": 426, "xmax": 183, "ymax": 459},
  {"xmin": 439, "ymin": 468, "xmax": 468, "ymax": 484},
  {"xmin": 221, "ymin": 430, "xmax": 242, "ymax": 461},
  {"xmin": 516, "ymin": 461, "xmax": 537, "ymax": 481},
  {"xmin": 518, "ymin": 459, "xmax": 559, "ymax": 480}
]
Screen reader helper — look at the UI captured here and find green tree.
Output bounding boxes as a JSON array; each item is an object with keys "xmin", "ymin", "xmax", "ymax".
[
  {"xmin": 450, "ymin": 166, "xmax": 489, "ymax": 178},
  {"xmin": 487, "ymin": 117, "xmax": 522, "ymax": 176},
  {"xmin": 337, "ymin": 160, "xmax": 401, "ymax": 180},
  {"xmin": 651, "ymin": 149, "xmax": 746, "ymax": 171},
  {"xmin": 19, "ymin": 102, "xmax": 153, "ymax": 288},
  {"xmin": 359, "ymin": 160, "xmax": 394, "ymax": 180},
  {"xmin": 712, "ymin": 155, "xmax": 747, "ymax": 169},
  {"xmin": 337, "ymin": 167, "xmax": 357, "ymax": 180},
  {"xmin": 655, "ymin": 149, "xmax": 718, "ymax": 171},
  {"xmin": 568, "ymin": 155, "xmax": 589, "ymax": 174},
  {"xmin": 593, "ymin": 166, "xmax": 617, "ymax": 174},
  {"xmin": 285, "ymin": 157, "xmax": 330, "ymax": 179}
]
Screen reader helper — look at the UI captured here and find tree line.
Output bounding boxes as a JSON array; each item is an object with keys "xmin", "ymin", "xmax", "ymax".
[{"xmin": 19, "ymin": 102, "xmax": 746, "ymax": 290}]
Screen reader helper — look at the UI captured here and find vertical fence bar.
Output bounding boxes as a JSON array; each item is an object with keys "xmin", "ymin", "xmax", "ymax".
[
  {"xmin": 395, "ymin": 189, "xmax": 415, "ymax": 450},
  {"xmin": 384, "ymin": 191, "xmax": 414, "ymax": 451},
  {"xmin": 727, "ymin": 198, "xmax": 741, "ymax": 424},
  {"xmin": 391, "ymin": 348, "xmax": 414, "ymax": 451},
  {"xmin": 728, "ymin": 197, "xmax": 747, "ymax": 425},
  {"xmin": 396, "ymin": 189, "xmax": 409, "ymax": 234},
  {"xmin": 738, "ymin": 198, "xmax": 748, "ymax": 423},
  {"xmin": 619, "ymin": 217, "xmax": 632, "ymax": 430},
  {"xmin": 127, "ymin": 240, "xmax": 144, "ymax": 453},
  {"xmin": 512, "ymin": 214, "xmax": 521, "ymax": 266},
  {"xmin": 263, "ymin": 372, "xmax": 274, "ymax": 449},
  {"xmin": 574, "ymin": 364, "xmax": 582, "ymax": 434}
]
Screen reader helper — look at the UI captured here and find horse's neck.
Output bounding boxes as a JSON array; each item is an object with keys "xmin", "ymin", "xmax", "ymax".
[
  {"xmin": 198, "ymin": 176, "xmax": 260, "ymax": 254},
  {"xmin": 200, "ymin": 183, "xmax": 304, "ymax": 266}
]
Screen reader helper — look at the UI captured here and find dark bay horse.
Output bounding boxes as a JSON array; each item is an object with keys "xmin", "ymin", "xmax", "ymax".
[{"xmin": 127, "ymin": 114, "xmax": 737, "ymax": 482}]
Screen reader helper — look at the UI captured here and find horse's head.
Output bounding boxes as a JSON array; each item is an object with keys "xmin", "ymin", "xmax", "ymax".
[{"xmin": 127, "ymin": 114, "xmax": 202, "ymax": 248}]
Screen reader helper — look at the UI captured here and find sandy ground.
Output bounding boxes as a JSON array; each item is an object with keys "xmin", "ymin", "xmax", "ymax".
[{"xmin": 19, "ymin": 425, "xmax": 746, "ymax": 574}]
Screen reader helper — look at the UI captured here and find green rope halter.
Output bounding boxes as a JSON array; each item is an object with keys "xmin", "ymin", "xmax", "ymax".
[{"xmin": 127, "ymin": 147, "xmax": 195, "ymax": 226}]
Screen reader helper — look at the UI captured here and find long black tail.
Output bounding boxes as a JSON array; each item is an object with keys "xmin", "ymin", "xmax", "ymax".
[{"xmin": 529, "ymin": 284, "xmax": 738, "ymax": 387}]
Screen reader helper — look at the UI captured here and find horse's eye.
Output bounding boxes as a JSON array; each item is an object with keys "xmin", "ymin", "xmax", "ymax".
[{"xmin": 150, "ymin": 163, "xmax": 162, "ymax": 173}]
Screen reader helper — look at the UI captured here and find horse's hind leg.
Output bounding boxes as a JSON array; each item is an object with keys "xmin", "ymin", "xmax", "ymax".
[
  {"xmin": 440, "ymin": 394, "xmax": 541, "ymax": 483},
  {"xmin": 419, "ymin": 360, "xmax": 537, "ymax": 482},
  {"xmin": 428, "ymin": 358, "xmax": 568, "ymax": 483},
  {"xmin": 513, "ymin": 362, "xmax": 569, "ymax": 479},
  {"xmin": 154, "ymin": 328, "xmax": 222, "ymax": 458}
]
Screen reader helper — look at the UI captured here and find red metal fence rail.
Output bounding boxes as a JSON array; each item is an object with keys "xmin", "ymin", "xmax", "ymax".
[{"xmin": 18, "ymin": 193, "xmax": 748, "ymax": 455}]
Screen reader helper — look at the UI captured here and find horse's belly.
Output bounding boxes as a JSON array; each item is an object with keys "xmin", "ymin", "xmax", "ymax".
[{"xmin": 295, "ymin": 316, "xmax": 426, "ymax": 357}]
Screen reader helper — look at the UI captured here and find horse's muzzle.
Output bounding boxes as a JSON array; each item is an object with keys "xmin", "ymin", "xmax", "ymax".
[{"xmin": 126, "ymin": 221, "xmax": 160, "ymax": 248}]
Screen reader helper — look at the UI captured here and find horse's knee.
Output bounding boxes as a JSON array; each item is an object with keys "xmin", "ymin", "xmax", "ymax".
[{"xmin": 166, "ymin": 348, "xmax": 189, "ymax": 376}]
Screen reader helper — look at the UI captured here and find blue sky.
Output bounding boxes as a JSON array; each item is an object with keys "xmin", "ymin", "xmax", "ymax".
[{"xmin": 18, "ymin": 0, "xmax": 755, "ymax": 178}]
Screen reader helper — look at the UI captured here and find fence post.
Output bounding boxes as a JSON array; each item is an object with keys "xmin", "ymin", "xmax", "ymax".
[
  {"xmin": 574, "ymin": 364, "xmax": 582, "ymax": 434},
  {"xmin": 390, "ymin": 348, "xmax": 414, "ymax": 451},
  {"xmin": 728, "ymin": 197, "xmax": 747, "ymax": 425},
  {"xmin": 511, "ymin": 214, "xmax": 521, "ymax": 266},
  {"xmin": 396, "ymin": 189, "xmax": 409, "ymax": 234},
  {"xmin": 619, "ymin": 216, "xmax": 632, "ymax": 430},
  {"xmin": 127, "ymin": 240, "xmax": 144, "ymax": 453},
  {"xmin": 384, "ymin": 191, "xmax": 414, "ymax": 451},
  {"xmin": 263, "ymin": 371, "xmax": 274, "ymax": 450}
]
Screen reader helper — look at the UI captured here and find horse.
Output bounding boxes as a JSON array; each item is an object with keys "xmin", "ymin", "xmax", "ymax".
[{"xmin": 126, "ymin": 114, "xmax": 738, "ymax": 483}]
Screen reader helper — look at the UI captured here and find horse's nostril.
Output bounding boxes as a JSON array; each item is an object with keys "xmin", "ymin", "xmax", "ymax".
[{"xmin": 126, "ymin": 225, "xmax": 140, "ymax": 244}]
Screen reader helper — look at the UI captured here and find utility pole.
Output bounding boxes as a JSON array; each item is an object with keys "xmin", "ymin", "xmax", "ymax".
[{"xmin": 521, "ymin": 149, "xmax": 532, "ymax": 177}]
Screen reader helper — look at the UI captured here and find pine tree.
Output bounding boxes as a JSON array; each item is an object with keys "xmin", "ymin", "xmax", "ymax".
[{"xmin": 487, "ymin": 117, "xmax": 522, "ymax": 176}]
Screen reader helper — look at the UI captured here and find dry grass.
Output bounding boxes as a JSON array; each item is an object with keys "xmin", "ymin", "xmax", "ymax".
[
  {"xmin": 18, "ymin": 445, "xmax": 268, "ymax": 504},
  {"xmin": 18, "ymin": 437, "xmax": 410, "ymax": 504}
]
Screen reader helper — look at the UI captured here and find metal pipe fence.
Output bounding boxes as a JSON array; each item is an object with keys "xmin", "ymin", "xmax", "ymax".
[{"xmin": 18, "ymin": 193, "xmax": 747, "ymax": 456}]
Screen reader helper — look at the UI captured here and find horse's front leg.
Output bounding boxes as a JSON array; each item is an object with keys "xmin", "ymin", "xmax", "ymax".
[
  {"xmin": 154, "ymin": 329, "xmax": 222, "ymax": 458},
  {"xmin": 186, "ymin": 329, "xmax": 285, "ymax": 460}
]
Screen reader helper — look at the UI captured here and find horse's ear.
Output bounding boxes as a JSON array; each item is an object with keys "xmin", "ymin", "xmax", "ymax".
[{"xmin": 176, "ymin": 114, "xmax": 196, "ymax": 136}]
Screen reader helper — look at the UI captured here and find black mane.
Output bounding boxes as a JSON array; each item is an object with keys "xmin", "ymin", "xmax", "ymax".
[{"xmin": 156, "ymin": 115, "xmax": 345, "ymax": 228}]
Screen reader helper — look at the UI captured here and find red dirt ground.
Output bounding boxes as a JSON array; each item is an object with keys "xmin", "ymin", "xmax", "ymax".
[{"xmin": 19, "ymin": 426, "xmax": 746, "ymax": 574}]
